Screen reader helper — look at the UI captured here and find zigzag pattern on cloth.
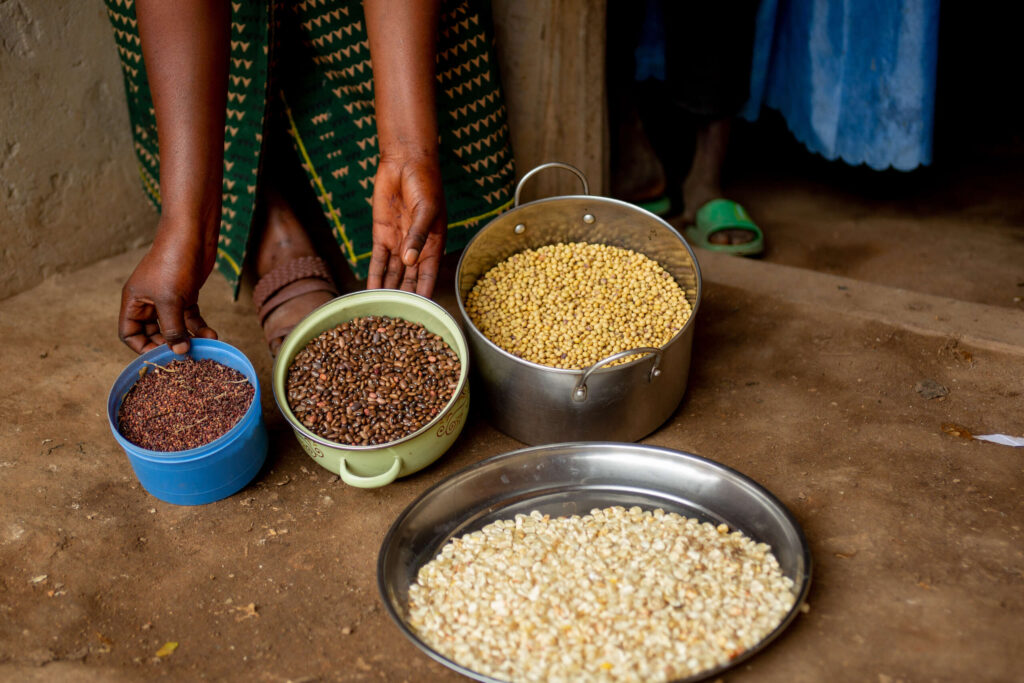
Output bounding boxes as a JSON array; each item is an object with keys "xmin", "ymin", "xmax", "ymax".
[{"xmin": 105, "ymin": 0, "xmax": 515, "ymax": 287}]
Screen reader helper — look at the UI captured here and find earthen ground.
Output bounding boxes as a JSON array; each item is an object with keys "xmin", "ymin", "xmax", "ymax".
[{"xmin": 1, "ymin": 133, "xmax": 1022, "ymax": 682}]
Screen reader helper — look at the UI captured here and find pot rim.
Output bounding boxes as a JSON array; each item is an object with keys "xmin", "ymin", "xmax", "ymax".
[{"xmin": 271, "ymin": 289, "xmax": 471, "ymax": 453}]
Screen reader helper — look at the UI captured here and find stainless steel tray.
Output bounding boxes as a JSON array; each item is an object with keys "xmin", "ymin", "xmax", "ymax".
[{"xmin": 377, "ymin": 442, "xmax": 812, "ymax": 683}]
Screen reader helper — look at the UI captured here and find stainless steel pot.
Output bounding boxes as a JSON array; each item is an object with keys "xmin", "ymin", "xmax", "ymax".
[{"xmin": 455, "ymin": 162, "xmax": 702, "ymax": 444}]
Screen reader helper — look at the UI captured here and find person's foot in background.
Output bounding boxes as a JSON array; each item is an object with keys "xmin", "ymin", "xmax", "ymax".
[
  {"xmin": 610, "ymin": 102, "xmax": 671, "ymax": 215},
  {"xmin": 674, "ymin": 117, "xmax": 764, "ymax": 257},
  {"xmin": 681, "ymin": 119, "xmax": 752, "ymax": 246}
]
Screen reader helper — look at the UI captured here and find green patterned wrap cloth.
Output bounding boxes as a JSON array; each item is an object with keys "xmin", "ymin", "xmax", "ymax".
[{"xmin": 105, "ymin": 0, "xmax": 516, "ymax": 294}]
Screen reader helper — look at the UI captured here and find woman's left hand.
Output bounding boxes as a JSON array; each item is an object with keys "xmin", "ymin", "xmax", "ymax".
[{"xmin": 366, "ymin": 152, "xmax": 447, "ymax": 297}]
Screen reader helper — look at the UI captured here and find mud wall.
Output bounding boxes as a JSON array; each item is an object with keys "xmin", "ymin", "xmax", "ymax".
[{"xmin": 0, "ymin": 1, "xmax": 156, "ymax": 300}]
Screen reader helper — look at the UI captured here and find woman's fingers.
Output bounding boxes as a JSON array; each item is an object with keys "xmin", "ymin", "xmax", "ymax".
[
  {"xmin": 184, "ymin": 304, "xmax": 218, "ymax": 340},
  {"xmin": 400, "ymin": 263, "xmax": 419, "ymax": 292},
  {"xmin": 400, "ymin": 207, "xmax": 429, "ymax": 266},
  {"xmin": 118, "ymin": 294, "xmax": 158, "ymax": 354},
  {"xmin": 383, "ymin": 250, "xmax": 405, "ymax": 290},
  {"xmin": 153, "ymin": 297, "xmax": 191, "ymax": 355},
  {"xmin": 119, "ymin": 297, "xmax": 212, "ymax": 356},
  {"xmin": 413, "ymin": 259, "xmax": 438, "ymax": 297},
  {"xmin": 400, "ymin": 195, "xmax": 441, "ymax": 266},
  {"xmin": 368, "ymin": 242, "xmax": 412, "ymax": 291},
  {"xmin": 367, "ymin": 242, "xmax": 390, "ymax": 290}
]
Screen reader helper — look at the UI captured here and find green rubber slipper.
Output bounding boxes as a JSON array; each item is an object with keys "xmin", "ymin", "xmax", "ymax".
[{"xmin": 684, "ymin": 198, "xmax": 764, "ymax": 257}]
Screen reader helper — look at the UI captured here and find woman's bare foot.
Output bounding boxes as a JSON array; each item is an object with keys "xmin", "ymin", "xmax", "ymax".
[
  {"xmin": 611, "ymin": 104, "xmax": 667, "ymax": 204},
  {"xmin": 254, "ymin": 184, "xmax": 338, "ymax": 355},
  {"xmin": 681, "ymin": 119, "xmax": 756, "ymax": 246},
  {"xmin": 680, "ymin": 174, "xmax": 722, "ymax": 227}
]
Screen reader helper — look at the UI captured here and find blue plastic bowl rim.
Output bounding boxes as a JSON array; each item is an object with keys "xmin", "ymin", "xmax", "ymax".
[{"xmin": 108, "ymin": 338, "xmax": 262, "ymax": 464}]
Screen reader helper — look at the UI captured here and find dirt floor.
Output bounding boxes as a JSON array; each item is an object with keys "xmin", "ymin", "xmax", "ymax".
[{"xmin": 1, "ymin": 127, "xmax": 1022, "ymax": 682}]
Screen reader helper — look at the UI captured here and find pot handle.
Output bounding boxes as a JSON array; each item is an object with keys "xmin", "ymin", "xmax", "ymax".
[
  {"xmin": 514, "ymin": 162, "xmax": 590, "ymax": 207},
  {"xmin": 338, "ymin": 455, "xmax": 402, "ymax": 488},
  {"xmin": 571, "ymin": 347, "xmax": 663, "ymax": 403}
]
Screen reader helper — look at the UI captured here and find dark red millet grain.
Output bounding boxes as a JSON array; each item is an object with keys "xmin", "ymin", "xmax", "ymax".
[
  {"xmin": 118, "ymin": 359, "xmax": 255, "ymax": 452},
  {"xmin": 285, "ymin": 315, "xmax": 461, "ymax": 446}
]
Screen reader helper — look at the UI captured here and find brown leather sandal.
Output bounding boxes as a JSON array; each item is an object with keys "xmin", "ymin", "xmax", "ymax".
[{"xmin": 253, "ymin": 256, "xmax": 339, "ymax": 356}]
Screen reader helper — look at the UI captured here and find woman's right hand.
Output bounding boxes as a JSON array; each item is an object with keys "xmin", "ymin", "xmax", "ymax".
[
  {"xmin": 118, "ymin": 215, "xmax": 218, "ymax": 355},
  {"xmin": 124, "ymin": 0, "xmax": 230, "ymax": 354}
]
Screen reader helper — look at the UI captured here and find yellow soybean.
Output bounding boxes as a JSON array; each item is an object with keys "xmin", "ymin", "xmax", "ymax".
[{"xmin": 465, "ymin": 242, "xmax": 692, "ymax": 369}]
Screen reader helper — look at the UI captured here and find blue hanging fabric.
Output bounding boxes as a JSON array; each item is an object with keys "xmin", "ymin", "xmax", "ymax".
[
  {"xmin": 633, "ymin": 0, "xmax": 667, "ymax": 82},
  {"xmin": 741, "ymin": 0, "xmax": 941, "ymax": 171}
]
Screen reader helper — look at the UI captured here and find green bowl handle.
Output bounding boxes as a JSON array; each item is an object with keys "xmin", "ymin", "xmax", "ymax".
[{"xmin": 338, "ymin": 455, "xmax": 402, "ymax": 488}]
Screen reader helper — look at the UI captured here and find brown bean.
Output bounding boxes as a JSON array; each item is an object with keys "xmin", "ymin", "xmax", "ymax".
[{"xmin": 285, "ymin": 315, "xmax": 460, "ymax": 446}]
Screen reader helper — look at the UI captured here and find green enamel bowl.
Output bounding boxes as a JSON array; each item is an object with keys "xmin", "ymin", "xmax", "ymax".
[{"xmin": 272, "ymin": 290, "xmax": 470, "ymax": 489}]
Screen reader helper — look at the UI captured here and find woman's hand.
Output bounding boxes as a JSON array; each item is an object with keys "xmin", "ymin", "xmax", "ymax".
[
  {"xmin": 363, "ymin": 0, "xmax": 444, "ymax": 298},
  {"xmin": 118, "ymin": 215, "xmax": 219, "ymax": 355},
  {"xmin": 367, "ymin": 152, "xmax": 447, "ymax": 296},
  {"xmin": 123, "ymin": 0, "xmax": 229, "ymax": 354}
]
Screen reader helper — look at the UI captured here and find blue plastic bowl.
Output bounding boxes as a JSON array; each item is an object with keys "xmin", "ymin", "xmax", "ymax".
[{"xmin": 107, "ymin": 339, "xmax": 268, "ymax": 505}]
